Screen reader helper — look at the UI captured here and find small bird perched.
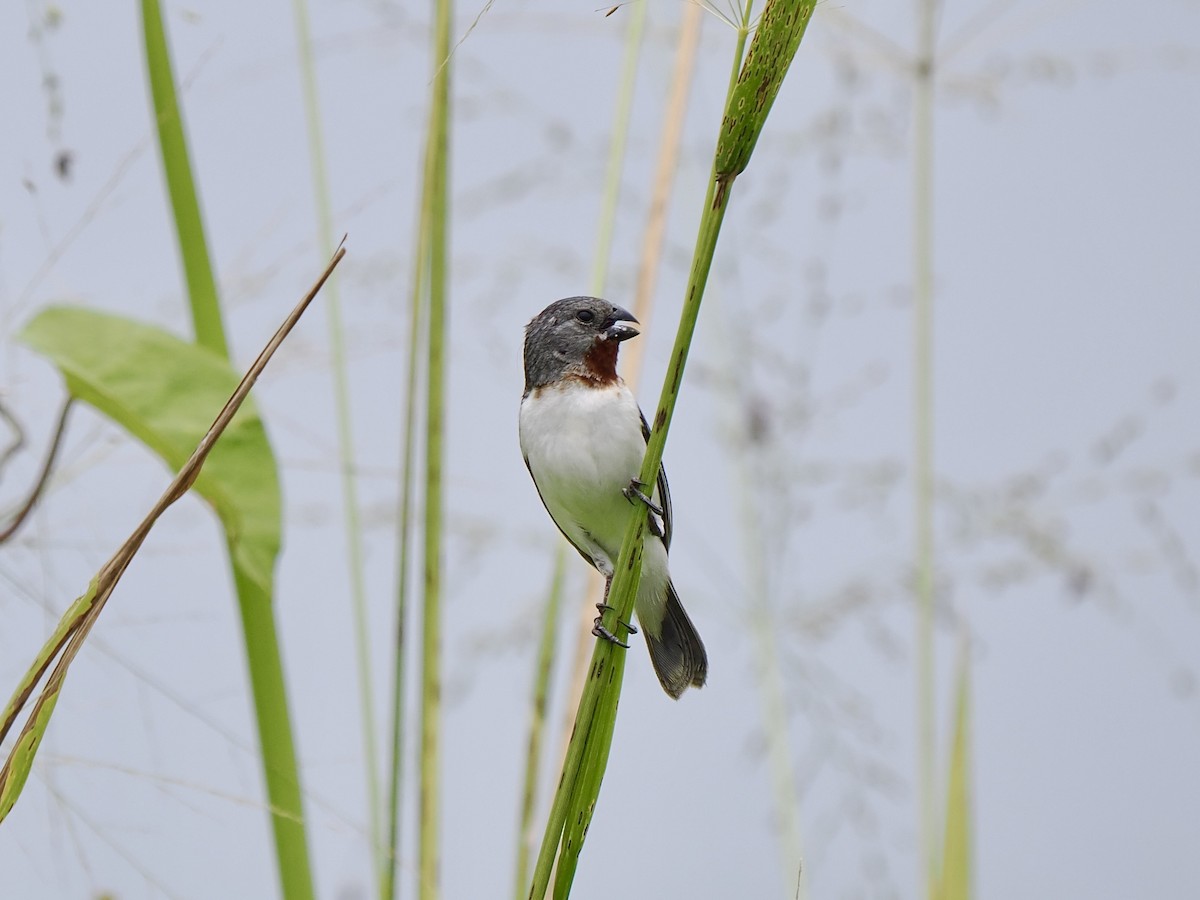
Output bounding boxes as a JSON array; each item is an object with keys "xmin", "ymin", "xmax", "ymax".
[{"xmin": 519, "ymin": 296, "xmax": 708, "ymax": 699}]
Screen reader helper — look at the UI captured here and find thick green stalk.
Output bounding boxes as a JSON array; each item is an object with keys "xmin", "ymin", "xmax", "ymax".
[
  {"xmin": 913, "ymin": 1, "xmax": 938, "ymax": 894},
  {"xmin": 419, "ymin": 0, "xmax": 454, "ymax": 894},
  {"xmin": 141, "ymin": 0, "xmax": 228, "ymax": 359},
  {"xmin": 141, "ymin": 4, "xmax": 315, "ymax": 897},
  {"xmin": 230, "ymin": 562, "xmax": 316, "ymax": 900},
  {"xmin": 514, "ymin": 554, "xmax": 567, "ymax": 900},
  {"xmin": 291, "ymin": 0, "xmax": 381, "ymax": 874}
]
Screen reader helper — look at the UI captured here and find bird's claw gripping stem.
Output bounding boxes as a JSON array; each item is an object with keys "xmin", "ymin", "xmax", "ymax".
[
  {"xmin": 593, "ymin": 602, "xmax": 635, "ymax": 648},
  {"xmin": 623, "ymin": 479, "xmax": 663, "ymax": 517},
  {"xmin": 595, "ymin": 602, "xmax": 637, "ymax": 635},
  {"xmin": 592, "ymin": 618, "xmax": 630, "ymax": 648}
]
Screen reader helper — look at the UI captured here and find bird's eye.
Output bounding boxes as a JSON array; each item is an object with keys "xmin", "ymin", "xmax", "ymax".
[{"xmin": 576, "ymin": 309, "xmax": 595, "ymax": 324}]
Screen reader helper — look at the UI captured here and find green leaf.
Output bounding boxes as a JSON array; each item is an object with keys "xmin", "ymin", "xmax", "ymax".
[
  {"xmin": 0, "ymin": 691, "xmax": 61, "ymax": 821},
  {"xmin": 18, "ymin": 306, "xmax": 281, "ymax": 594},
  {"xmin": 0, "ymin": 578, "xmax": 99, "ymax": 751}
]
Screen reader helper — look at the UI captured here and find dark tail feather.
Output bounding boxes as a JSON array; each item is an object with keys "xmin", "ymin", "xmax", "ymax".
[{"xmin": 645, "ymin": 582, "xmax": 708, "ymax": 699}]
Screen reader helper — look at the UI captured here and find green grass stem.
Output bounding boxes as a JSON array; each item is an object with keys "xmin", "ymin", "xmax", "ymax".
[
  {"xmin": 514, "ymin": 553, "xmax": 567, "ymax": 900},
  {"xmin": 419, "ymin": 0, "xmax": 454, "ymax": 894},
  {"xmin": 382, "ymin": 103, "xmax": 436, "ymax": 900},
  {"xmin": 934, "ymin": 637, "xmax": 973, "ymax": 900},
  {"xmin": 141, "ymin": 0, "xmax": 228, "ymax": 358}
]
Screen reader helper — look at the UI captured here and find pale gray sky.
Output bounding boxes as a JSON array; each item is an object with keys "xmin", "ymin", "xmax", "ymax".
[{"xmin": 2, "ymin": 2, "xmax": 1199, "ymax": 898}]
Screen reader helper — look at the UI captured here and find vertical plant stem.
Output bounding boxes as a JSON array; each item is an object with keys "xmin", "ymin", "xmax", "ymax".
[
  {"xmin": 141, "ymin": 4, "xmax": 315, "ymax": 897},
  {"xmin": 141, "ymin": 0, "xmax": 227, "ymax": 358},
  {"xmin": 514, "ymin": 553, "xmax": 566, "ymax": 900},
  {"xmin": 230, "ymin": 565, "xmax": 317, "ymax": 900},
  {"xmin": 419, "ymin": 0, "xmax": 454, "ymax": 894},
  {"xmin": 913, "ymin": 0, "xmax": 938, "ymax": 894},
  {"xmin": 935, "ymin": 633, "xmax": 973, "ymax": 900},
  {"xmin": 382, "ymin": 134, "xmax": 435, "ymax": 900},
  {"xmin": 291, "ymin": 0, "xmax": 382, "ymax": 875}
]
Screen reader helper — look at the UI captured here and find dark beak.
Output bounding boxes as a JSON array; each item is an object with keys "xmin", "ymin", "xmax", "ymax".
[{"xmin": 603, "ymin": 306, "xmax": 640, "ymax": 343}]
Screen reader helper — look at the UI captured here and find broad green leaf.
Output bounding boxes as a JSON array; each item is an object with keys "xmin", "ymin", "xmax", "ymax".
[
  {"xmin": 18, "ymin": 306, "xmax": 281, "ymax": 594},
  {"xmin": 935, "ymin": 649, "xmax": 973, "ymax": 900}
]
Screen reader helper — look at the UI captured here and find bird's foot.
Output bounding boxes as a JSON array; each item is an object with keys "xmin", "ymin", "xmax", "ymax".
[
  {"xmin": 595, "ymin": 602, "xmax": 637, "ymax": 635},
  {"xmin": 592, "ymin": 616, "xmax": 630, "ymax": 649},
  {"xmin": 623, "ymin": 479, "xmax": 663, "ymax": 517}
]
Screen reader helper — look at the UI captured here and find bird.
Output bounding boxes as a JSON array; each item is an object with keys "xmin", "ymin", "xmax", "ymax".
[{"xmin": 519, "ymin": 296, "xmax": 708, "ymax": 699}]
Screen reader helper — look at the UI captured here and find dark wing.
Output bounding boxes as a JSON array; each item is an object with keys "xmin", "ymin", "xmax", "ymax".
[
  {"xmin": 522, "ymin": 454, "xmax": 601, "ymax": 571},
  {"xmin": 640, "ymin": 410, "xmax": 673, "ymax": 551}
]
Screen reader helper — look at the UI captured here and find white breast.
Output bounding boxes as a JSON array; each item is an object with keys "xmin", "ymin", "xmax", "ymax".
[{"xmin": 519, "ymin": 381, "xmax": 647, "ymax": 570}]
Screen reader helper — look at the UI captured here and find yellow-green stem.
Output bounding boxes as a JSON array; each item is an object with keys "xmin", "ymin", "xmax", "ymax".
[
  {"xmin": 382, "ymin": 127, "xmax": 435, "ymax": 900},
  {"xmin": 514, "ymin": 553, "xmax": 567, "ymax": 900},
  {"xmin": 419, "ymin": 0, "xmax": 454, "ymax": 894}
]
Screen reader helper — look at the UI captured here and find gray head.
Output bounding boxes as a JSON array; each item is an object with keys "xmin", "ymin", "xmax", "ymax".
[{"xmin": 523, "ymin": 296, "xmax": 639, "ymax": 393}]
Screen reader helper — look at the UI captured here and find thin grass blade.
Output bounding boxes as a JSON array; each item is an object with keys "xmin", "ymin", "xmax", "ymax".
[
  {"xmin": 935, "ymin": 643, "xmax": 973, "ymax": 900},
  {"xmin": 418, "ymin": 0, "xmax": 454, "ymax": 894},
  {"xmin": 514, "ymin": 553, "xmax": 567, "ymax": 900}
]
